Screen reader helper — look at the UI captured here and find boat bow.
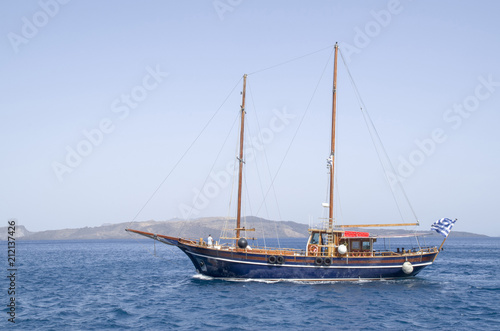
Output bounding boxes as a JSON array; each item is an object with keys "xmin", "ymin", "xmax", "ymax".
[{"xmin": 126, "ymin": 228, "xmax": 181, "ymax": 246}]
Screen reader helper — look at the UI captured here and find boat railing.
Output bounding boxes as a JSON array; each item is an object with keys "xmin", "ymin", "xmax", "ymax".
[
  {"xmin": 201, "ymin": 242, "xmax": 307, "ymax": 255},
  {"xmin": 191, "ymin": 240, "xmax": 438, "ymax": 256},
  {"xmin": 305, "ymin": 244, "xmax": 439, "ymax": 257},
  {"xmin": 373, "ymin": 246, "xmax": 438, "ymax": 256}
]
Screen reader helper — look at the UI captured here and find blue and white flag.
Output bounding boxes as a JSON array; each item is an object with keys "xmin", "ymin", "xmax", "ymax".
[{"xmin": 431, "ymin": 218, "xmax": 457, "ymax": 237}]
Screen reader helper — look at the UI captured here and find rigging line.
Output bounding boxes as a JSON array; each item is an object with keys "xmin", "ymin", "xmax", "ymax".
[
  {"xmin": 320, "ymin": 172, "xmax": 329, "ymax": 228},
  {"xmin": 222, "ymin": 151, "xmax": 238, "ymax": 240},
  {"xmin": 254, "ymin": 46, "xmax": 336, "ymax": 218},
  {"xmin": 247, "ymin": 82, "xmax": 277, "ymax": 248},
  {"xmin": 334, "ymin": 167, "xmax": 345, "ymax": 227},
  {"xmin": 359, "ymin": 106, "xmax": 406, "ymax": 223},
  {"xmin": 240, "ymin": 126, "xmax": 253, "ymax": 219},
  {"xmin": 243, "ymin": 166, "xmax": 253, "ymax": 219},
  {"xmin": 125, "ymin": 229, "xmax": 178, "ymax": 262},
  {"xmin": 223, "ymin": 130, "xmax": 240, "ymax": 240},
  {"xmin": 177, "ymin": 111, "xmax": 241, "ymax": 237},
  {"xmin": 242, "ymin": 95, "xmax": 269, "ymax": 248},
  {"xmin": 248, "ymin": 44, "xmax": 335, "ymax": 76},
  {"xmin": 127, "ymin": 76, "xmax": 243, "ymax": 225},
  {"xmin": 244, "ymin": 89, "xmax": 270, "ymax": 218},
  {"xmin": 338, "ymin": 49, "xmax": 406, "ymax": 222},
  {"xmin": 332, "ymin": 98, "xmax": 342, "ymax": 227},
  {"xmin": 221, "ymin": 112, "xmax": 242, "ymax": 241},
  {"xmin": 338, "ymin": 48, "xmax": 419, "ymax": 223}
]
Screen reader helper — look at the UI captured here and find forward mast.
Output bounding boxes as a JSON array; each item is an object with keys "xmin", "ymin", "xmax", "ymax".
[{"xmin": 235, "ymin": 74, "xmax": 247, "ymax": 240}]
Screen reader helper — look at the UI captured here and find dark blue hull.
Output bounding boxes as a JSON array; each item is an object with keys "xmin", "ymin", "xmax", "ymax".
[{"xmin": 179, "ymin": 244, "xmax": 436, "ymax": 281}]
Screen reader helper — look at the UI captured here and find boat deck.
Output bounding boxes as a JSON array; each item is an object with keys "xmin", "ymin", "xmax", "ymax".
[{"xmin": 184, "ymin": 238, "xmax": 438, "ymax": 258}]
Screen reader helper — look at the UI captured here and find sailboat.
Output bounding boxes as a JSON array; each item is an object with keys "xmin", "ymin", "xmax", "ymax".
[{"xmin": 127, "ymin": 43, "xmax": 450, "ymax": 281}]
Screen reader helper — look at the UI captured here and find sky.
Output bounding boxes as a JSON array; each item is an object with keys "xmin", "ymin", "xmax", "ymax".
[{"xmin": 1, "ymin": 0, "xmax": 499, "ymax": 236}]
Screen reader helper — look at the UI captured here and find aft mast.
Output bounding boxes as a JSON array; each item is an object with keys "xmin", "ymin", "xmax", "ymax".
[
  {"xmin": 327, "ymin": 43, "xmax": 418, "ymax": 230},
  {"xmin": 328, "ymin": 43, "xmax": 338, "ymax": 229}
]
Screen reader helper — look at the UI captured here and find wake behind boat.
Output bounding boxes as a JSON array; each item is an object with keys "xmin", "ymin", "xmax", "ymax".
[{"xmin": 127, "ymin": 43, "xmax": 455, "ymax": 281}]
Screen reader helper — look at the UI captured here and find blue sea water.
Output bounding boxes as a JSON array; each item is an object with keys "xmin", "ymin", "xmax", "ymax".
[{"xmin": 2, "ymin": 236, "xmax": 499, "ymax": 330}]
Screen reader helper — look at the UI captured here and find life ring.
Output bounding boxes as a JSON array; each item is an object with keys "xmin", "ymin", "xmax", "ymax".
[
  {"xmin": 309, "ymin": 245, "xmax": 319, "ymax": 254},
  {"xmin": 276, "ymin": 256, "xmax": 285, "ymax": 264},
  {"xmin": 268, "ymin": 255, "xmax": 277, "ymax": 264},
  {"xmin": 314, "ymin": 257, "xmax": 323, "ymax": 266},
  {"xmin": 324, "ymin": 257, "xmax": 332, "ymax": 266}
]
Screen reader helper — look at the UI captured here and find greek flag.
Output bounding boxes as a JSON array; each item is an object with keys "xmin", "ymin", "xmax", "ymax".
[{"xmin": 431, "ymin": 218, "xmax": 457, "ymax": 237}]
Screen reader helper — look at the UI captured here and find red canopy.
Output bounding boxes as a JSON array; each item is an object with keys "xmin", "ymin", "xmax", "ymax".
[{"xmin": 344, "ymin": 231, "xmax": 369, "ymax": 237}]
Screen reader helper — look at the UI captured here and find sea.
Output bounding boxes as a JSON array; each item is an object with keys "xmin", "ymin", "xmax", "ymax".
[{"xmin": 2, "ymin": 236, "xmax": 499, "ymax": 330}]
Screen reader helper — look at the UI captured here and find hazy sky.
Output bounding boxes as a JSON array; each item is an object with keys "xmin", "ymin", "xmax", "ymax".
[{"xmin": 1, "ymin": 1, "xmax": 499, "ymax": 236}]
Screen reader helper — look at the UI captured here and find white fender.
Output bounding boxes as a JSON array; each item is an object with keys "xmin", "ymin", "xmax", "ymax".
[{"xmin": 402, "ymin": 261, "xmax": 414, "ymax": 274}]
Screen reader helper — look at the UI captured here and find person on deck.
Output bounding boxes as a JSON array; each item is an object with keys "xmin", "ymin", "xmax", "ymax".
[{"xmin": 207, "ymin": 234, "xmax": 213, "ymax": 247}]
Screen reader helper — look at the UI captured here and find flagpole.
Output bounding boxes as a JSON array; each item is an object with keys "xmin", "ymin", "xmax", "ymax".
[
  {"xmin": 438, "ymin": 235, "xmax": 449, "ymax": 252},
  {"xmin": 432, "ymin": 235, "xmax": 449, "ymax": 262}
]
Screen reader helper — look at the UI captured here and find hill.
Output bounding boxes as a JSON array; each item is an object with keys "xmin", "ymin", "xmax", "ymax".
[{"xmin": 0, "ymin": 217, "xmax": 488, "ymax": 241}]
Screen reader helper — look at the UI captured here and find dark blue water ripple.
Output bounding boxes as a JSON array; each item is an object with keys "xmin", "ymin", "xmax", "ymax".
[{"xmin": 2, "ymin": 237, "xmax": 499, "ymax": 330}]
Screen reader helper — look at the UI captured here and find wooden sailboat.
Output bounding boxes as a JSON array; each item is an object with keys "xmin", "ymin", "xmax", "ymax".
[{"xmin": 127, "ymin": 43, "xmax": 444, "ymax": 281}]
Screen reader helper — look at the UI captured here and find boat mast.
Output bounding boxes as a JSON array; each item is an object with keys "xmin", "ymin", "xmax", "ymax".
[
  {"xmin": 329, "ymin": 43, "xmax": 338, "ymax": 229},
  {"xmin": 236, "ymin": 74, "xmax": 247, "ymax": 239},
  {"xmin": 326, "ymin": 44, "xmax": 419, "ymax": 230}
]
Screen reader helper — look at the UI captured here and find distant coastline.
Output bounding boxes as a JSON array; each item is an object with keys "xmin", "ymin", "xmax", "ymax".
[{"xmin": 0, "ymin": 216, "xmax": 489, "ymax": 241}]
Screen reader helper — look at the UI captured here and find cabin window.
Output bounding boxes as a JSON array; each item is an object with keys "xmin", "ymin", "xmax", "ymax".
[
  {"xmin": 351, "ymin": 241, "xmax": 360, "ymax": 251},
  {"xmin": 362, "ymin": 241, "xmax": 371, "ymax": 251},
  {"xmin": 310, "ymin": 232, "xmax": 320, "ymax": 245}
]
